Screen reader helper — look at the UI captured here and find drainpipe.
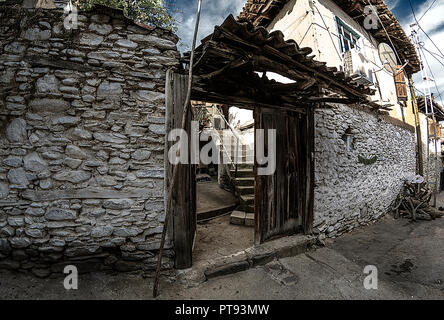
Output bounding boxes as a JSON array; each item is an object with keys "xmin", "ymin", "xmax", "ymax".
[{"xmin": 408, "ymin": 75, "xmax": 424, "ymax": 176}]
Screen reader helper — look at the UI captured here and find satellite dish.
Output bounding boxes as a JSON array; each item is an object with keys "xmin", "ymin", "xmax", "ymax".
[{"xmin": 378, "ymin": 43, "xmax": 398, "ymax": 74}]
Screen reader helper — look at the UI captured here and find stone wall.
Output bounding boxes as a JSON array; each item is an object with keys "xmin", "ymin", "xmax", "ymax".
[
  {"xmin": 314, "ymin": 104, "xmax": 416, "ymax": 241},
  {"xmin": 0, "ymin": 5, "xmax": 180, "ymax": 276}
]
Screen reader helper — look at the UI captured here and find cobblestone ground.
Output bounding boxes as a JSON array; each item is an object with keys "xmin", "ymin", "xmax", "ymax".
[{"xmin": 1, "ymin": 207, "xmax": 443, "ymax": 300}]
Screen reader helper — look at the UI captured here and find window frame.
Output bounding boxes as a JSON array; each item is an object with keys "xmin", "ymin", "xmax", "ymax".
[{"xmin": 335, "ymin": 17, "xmax": 361, "ymax": 53}]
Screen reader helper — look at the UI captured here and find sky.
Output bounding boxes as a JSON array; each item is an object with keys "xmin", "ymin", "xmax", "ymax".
[{"xmin": 172, "ymin": 0, "xmax": 444, "ymax": 104}]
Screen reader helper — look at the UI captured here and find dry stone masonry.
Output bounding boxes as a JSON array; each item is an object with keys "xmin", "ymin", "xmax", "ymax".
[
  {"xmin": 313, "ymin": 104, "xmax": 416, "ymax": 241},
  {"xmin": 0, "ymin": 4, "xmax": 180, "ymax": 276},
  {"xmin": 0, "ymin": 3, "xmax": 420, "ymax": 277}
]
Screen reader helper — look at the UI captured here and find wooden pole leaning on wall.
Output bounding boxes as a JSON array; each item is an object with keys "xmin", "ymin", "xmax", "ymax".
[
  {"xmin": 152, "ymin": 0, "xmax": 203, "ymax": 298},
  {"xmin": 408, "ymin": 75, "xmax": 424, "ymax": 176}
]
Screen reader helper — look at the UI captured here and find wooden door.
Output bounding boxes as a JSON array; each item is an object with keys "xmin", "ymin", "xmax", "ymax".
[
  {"xmin": 165, "ymin": 70, "xmax": 196, "ymax": 269},
  {"xmin": 254, "ymin": 107, "xmax": 314, "ymax": 244}
]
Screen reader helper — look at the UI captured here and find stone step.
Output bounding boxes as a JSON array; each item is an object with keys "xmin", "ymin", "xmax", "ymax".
[
  {"xmin": 240, "ymin": 194, "xmax": 254, "ymax": 206},
  {"xmin": 202, "ymin": 235, "xmax": 316, "ymax": 281},
  {"xmin": 230, "ymin": 210, "xmax": 246, "ymax": 225},
  {"xmin": 240, "ymin": 194, "xmax": 254, "ymax": 212},
  {"xmin": 226, "ymin": 151, "xmax": 248, "ymax": 158},
  {"xmin": 245, "ymin": 213, "xmax": 255, "ymax": 227},
  {"xmin": 236, "ymin": 185, "xmax": 254, "ymax": 195},
  {"xmin": 230, "ymin": 210, "xmax": 255, "ymax": 227},
  {"xmin": 234, "ymin": 163, "xmax": 254, "ymax": 170},
  {"xmin": 232, "ymin": 159, "xmax": 254, "ymax": 165},
  {"xmin": 231, "ymin": 169, "xmax": 254, "ymax": 178},
  {"xmin": 242, "ymin": 204, "xmax": 254, "ymax": 213},
  {"xmin": 234, "ymin": 177, "xmax": 255, "ymax": 186}
]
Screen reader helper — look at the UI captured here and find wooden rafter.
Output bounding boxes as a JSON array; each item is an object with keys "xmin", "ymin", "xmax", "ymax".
[
  {"xmin": 184, "ymin": 14, "xmax": 385, "ymax": 112},
  {"xmin": 238, "ymin": 0, "xmax": 420, "ymax": 74}
]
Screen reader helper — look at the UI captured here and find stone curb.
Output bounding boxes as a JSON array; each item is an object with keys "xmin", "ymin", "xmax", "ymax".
[{"xmin": 201, "ymin": 234, "xmax": 316, "ymax": 281}]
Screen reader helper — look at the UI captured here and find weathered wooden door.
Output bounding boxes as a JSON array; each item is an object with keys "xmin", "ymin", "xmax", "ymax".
[
  {"xmin": 165, "ymin": 70, "xmax": 196, "ymax": 269},
  {"xmin": 394, "ymin": 65, "xmax": 408, "ymax": 102},
  {"xmin": 254, "ymin": 107, "xmax": 314, "ymax": 244}
]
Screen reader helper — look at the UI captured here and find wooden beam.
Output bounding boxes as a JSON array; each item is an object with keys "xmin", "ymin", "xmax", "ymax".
[{"xmin": 24, "ymin": 56, "xmax": 101, "ymax": 72}]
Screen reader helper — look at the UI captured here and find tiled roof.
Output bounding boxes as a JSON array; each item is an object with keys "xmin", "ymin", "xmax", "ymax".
[{"xmin": 238, "ymin": 0, "xmax": 420, "ymax": 74}]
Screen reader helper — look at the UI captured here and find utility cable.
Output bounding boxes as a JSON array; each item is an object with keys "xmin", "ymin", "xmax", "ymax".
[
  {"xmin": 366, "ymin": 0, "xmax": 402, "ymax": 64},
  {"xmin": 313, "ymin": 4, "xmax": 342, "ymax": 61},
  {"xmin": 421, "ymin": 46, "xmax": 444, "ymax": 69},
  {"xmin": 422, "ymin": 44, "xmax": 444, "ymax": 108},
  {"xmin": 418, "ymin": 0, "xmax": 437, "ymax": 23},
  {"xmin": 408, "ymin": 0, "xmax": 444, "ymax": 60}
]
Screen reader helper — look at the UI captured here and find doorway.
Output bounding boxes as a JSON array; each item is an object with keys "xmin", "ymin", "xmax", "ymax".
[
  {"xmin": 166, "ymin": 71, "xmax": 314, "ymax": 270},
  {"xmin": 193, "ymin": 102, "xmax": 255, "ymax": 264}
]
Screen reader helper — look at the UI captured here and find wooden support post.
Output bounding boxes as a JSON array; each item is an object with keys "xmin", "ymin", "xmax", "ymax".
[
  {"xmin": 303, "ymin": 107, "xmax": 315, "ymax": 234},
  {"xmin": 408, "ymin": 75, "xmax": 424, "ymax": 176},
  {"xmin": 152, "ymin": 0, "xmax": 202, "ymax": 298}
]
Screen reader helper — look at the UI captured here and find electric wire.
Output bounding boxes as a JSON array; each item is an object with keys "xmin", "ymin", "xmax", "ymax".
[
  {"xmin": 313, "ymin": 4, "xmax": 342, "ymax": 61},
  {"xmin": 421, "ymin": 46, "xmax": 444, "ymax": 69},
  {"xmin": 418, "ymin": 0, "xmax": 437, "ymax": 23},
  {"xmin": 422, "ymin": 44, "xmax": 444, "ymax": 108},
  {"xmin": 366, "ymin": 0, "xmax": 402, "ymax": 64},
  {"xmin": 408, "ymin": 0, "xmax": 444, "ymax": 60}
]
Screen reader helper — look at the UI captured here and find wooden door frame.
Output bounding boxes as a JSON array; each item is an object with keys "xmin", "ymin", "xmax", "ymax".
[
  {"xmin": 165, "ymin": 70, "xmax": 197, "ymax": 269},
  {"xmin": 253, "ymin": 107, "xmax": 315, "ymax": 244},
  {"xmin": 167, "ymin": 69, "xmax": 315, "ymax": 267}
]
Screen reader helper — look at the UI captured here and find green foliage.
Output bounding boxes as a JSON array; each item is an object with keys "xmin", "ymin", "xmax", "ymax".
[
  {"xmin": 75, "ymin": 0, "xmax": 176, "ymax": 31},
  {"xmin": 358, "ymin": 155, "xmax": 378, "ymax": 165}
]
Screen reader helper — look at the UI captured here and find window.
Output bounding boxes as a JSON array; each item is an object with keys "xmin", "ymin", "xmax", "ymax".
[
  {"xmin": 336, "ymin": 17, "xmax": 360, "ymax": 53},
  {"xmin": 341, "ymin": 128, "xmax": 354, "ymax": 152}
]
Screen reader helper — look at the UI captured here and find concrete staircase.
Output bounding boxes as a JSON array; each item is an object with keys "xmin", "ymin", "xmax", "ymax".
[
  {"xmin": 228, "ymin": 144, "xmax": 255, "ymax": 214},
  {"xmin": 215, "ymin": 126, "xmax": 255, "ymax": 225}
]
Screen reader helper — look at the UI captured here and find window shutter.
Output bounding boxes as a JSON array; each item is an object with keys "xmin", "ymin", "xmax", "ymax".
[
  {"xmin": 429, "ymin": 121, "xmax": 440, "ymax": 139},
  {"xmin": 394, "ymin": 65, "xmax": 408, "ymax": 101}
]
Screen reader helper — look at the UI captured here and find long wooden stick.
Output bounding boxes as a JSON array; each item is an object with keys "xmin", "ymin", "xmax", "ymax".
[{"xmin": 152, "ymin": 0, "xmax": 203, "ymax": 298}]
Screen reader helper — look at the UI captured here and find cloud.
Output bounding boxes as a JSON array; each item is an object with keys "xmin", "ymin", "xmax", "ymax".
[
  {"xmin": 174, "ymin": 0, "xmax": 245, "ymax": 52},
  {"xmin": 172, "ymin": 0, "xmax": 444, "ymax": 105},
  {"xmin": 397, "ymin": 0, "xmax": 444, "ymax": 105},
  {"xmin": 385, "ymin": 0, "xmax": 400, "ymax": 11}
]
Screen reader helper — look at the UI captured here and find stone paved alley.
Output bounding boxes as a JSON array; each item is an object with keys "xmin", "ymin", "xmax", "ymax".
[{"xmin": 1, "ymin": 207, "xmax": 443, "ymax": 300}]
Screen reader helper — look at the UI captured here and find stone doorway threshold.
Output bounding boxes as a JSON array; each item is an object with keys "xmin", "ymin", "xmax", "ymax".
[{"xmin": 177, "ymin": 234, "xmax": 316, "ymax": 287}]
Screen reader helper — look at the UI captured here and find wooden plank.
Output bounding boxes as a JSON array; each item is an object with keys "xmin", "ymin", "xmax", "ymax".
[
  {"xmin": 303, "ymin": 107, "xmax": 315, "ymax": 234},
  {"xmin": 170, "ymin": 72, "xmax": 196, "ymax": 269},
  {"xmin": 165, "ymin": 69, "xmax": 175, "ymax": 245},
  {"xmin": 255, "ymin": 108, "xmax": 306, "ymax": 243}
]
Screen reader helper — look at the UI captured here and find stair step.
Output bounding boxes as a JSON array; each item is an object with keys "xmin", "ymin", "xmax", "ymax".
[
  {"xmin": 240, "ymin": 194, "xmax": 254, "ymax": 206},
  {"xmin": 241, "ymin": 203, "xmax": 254, "ymax": 213},
  {"xmin": 229, "ymin": 211, "xmax": 254, "ymax": 227},
  {"xmin": 236, "ymin": 185, "xmax": 254, "ymax": 195},
  {"xmin": 231, "ymin": 169, "xmax": 255, "ymax": 178},
  {"xmin": 235, "ymin": 163, "xmax": 254, "ymax": 170},
  {"xmin": 232, "ymin": 159, "xmax": 254, "ymax": 165},
  {"xmin": 234, "ymin": 177, "xmax": 255, "ymax": 186},
  {"xmin": 230, "ymin": 210, "xmax": 246, "ymax": 226}
]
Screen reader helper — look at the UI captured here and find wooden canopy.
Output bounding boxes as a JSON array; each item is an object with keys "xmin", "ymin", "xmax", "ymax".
[
  {"xmin": 417, "ymin": 96, "xmax": 444, "ymax": 121},
  {"xmin": 184, "ymin": 15, "xmax": 390, "ymax": 112},
  {"xmin": 239, "ymin": 0, "xmax": 420, "ymax": 75}
]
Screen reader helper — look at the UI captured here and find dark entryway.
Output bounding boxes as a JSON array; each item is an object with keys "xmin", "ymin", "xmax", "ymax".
[
  {"xmin": 166, "ymin": 71, "xmax": 313, "ymax": 269},
  {"xmin": 167, "ymin": 13, "xmax": 373, "ymax": 269}
]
